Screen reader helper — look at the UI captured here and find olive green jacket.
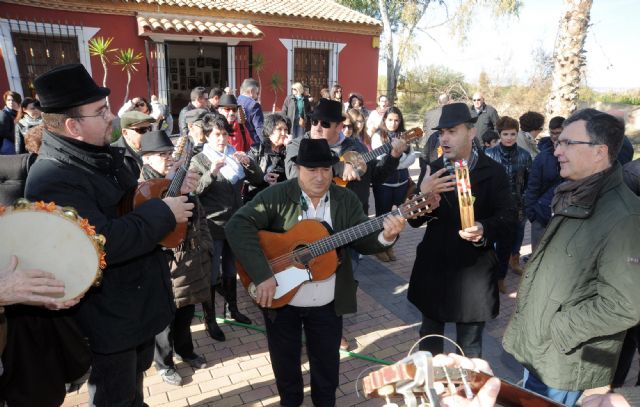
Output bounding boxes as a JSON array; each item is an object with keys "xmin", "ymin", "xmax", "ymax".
[
  {"xmin": 503, "ymin": 165, "xmax": 640, "ymax": 390},
  {"xmin": 225, "ymin": 179, "xmax": 391, "ymax": 315}
]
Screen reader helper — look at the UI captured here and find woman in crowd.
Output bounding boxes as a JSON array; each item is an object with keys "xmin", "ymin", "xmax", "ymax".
[
  {"xmin": 330, "ymin": 83, "xmax": 344, "ymax": 110},
  {"xmin": 282, "ymin": 82, "xmax": 310, "ymax": 139},
  {"xmin": 371, "ymin": 106, "xmax": 415, "ymax": 262},
  {"xmin": 190, "ymin": 113, "xmax": 263, "ymax": 330},
  {"xmin": 0, "ymin": 91, "xmax": 21, "ymax": 155},
  {"xmin": 347, "ymin": 93, "xmax": 369, "ymax": 120},
  {"xmin": 485, "ymin": 116, "xmax": 532, "ymax": 293},
  {"xmin": 245, "ymin": 113, "xmax": 289, "ymax": 202},
  {"xmin": 14, "ymin": 97, "xmax": 42, "ymax": 154},
  {"xmin": 347, "ymin": 108, "xmax": 371, "ymax": 149}
]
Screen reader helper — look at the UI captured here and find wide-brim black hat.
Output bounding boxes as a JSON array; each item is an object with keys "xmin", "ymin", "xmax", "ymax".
[
  {"xmin": 218, "ymin": 94, "xmax": 238, "ymax": 108},
  {"xmin": 139, "ymin": 130, "xmax": 175, "ymax": 155},
  {"xmin": 432, "ymin": 102, "xmax": 477, "ymax": 130},
  {"xmin": 35, "ymin": 64, "xmax": 110, "ymax": 113},
  {"xmin": 311, "ymin": 99, "xmax": 343, "ymax": 123},
  {"xmin": 292, "ymin": 138, "xmax": 339, "ymax": 168}
]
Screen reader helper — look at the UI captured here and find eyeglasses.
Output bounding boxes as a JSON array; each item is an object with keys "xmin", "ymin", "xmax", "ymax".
[
  {"xmin": 129, "ymin": 126, "xmax": 153, "ymax": 134},
  {"xmin": 222, "ymin": 107, "xmax": 237, "ymax": 112},
  {"xmin": 472, "ymin": 99, "xmax": 483, "ymax": 102},
  {"xmin": 70, "ymin": 107, "xmax": 111, "ymax": 121},
  {"xmin": 312, "ymin": 119, "xmax": 331, "ymax": 129},
  {"xmin": 553, "ymin": 139, "xmax": 601, "ymax": 149}
]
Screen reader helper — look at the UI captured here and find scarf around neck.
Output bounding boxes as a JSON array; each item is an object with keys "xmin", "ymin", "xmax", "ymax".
[
  {"xmin": 551, "ymin": 166, "xmax": 615, "ymax": 215},
  {"xmin": 202, "ymin": 142, "xmax": 245, "ymax": 184},
  {"xmin": 443, "ymin": 143, "xmax": 480, "ymax": 175}
]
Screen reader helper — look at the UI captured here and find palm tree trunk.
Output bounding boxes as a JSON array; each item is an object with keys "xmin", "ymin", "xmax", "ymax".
[
  {"xmin": 101, "ymin": 57, "xmax": 110, "ymax": 108},
  {"xmin": 546, "ymin": 0, "xmax": 593, "ymax": 118}
]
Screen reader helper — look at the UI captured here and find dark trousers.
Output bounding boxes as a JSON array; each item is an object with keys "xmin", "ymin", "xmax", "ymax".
[
  {"xmin": 372, "ymin": 183, "xmax": 408, "ymax": 217},
  {"xmin": 263, "ymin": 302, "xmax": 342, "ymax": 407},
  {"xmin": 154, "ymin": 305, "xmax": 196, "ymax": 370},
  {"xmin": 212, "ymin": 239, "xmax": 236, "ymax": 284},
  {"xmin": 418, "ymin": 315, "xmax": 485, "ymax": 358},
  {"xmin": 88, "ymin": 338, "xmax": 154, "ymax": 407},
  {"xmin": 612, "ymin": 325, "xmax": 640, "ymax": 387}
]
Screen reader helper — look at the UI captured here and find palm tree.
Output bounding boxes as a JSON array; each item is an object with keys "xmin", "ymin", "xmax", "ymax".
[
  {"xmin": 252, "ymin": 53, "xmax": 265, "ymax": 103},
  {"xmin": 88, "ymin": 36, "xmax": 116, "ymax": 108},
  {"xmin": 113, "ymin": 48, "xmax": 143, "ymax": 103},
  {"xmin": 270, "ymin": 73, "xmax": 283, "ymax": 113}
]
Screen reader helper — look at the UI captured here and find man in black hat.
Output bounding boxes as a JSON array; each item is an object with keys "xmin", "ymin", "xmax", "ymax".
[
  {"xmin": 285, "ymin": 99, "xmax": 404, "ymax": 215},
  {"xmin": 24, "ymin": 63, "xmax": 198, "ymax": 406},
  {"xmin": 113, "ymin": 110, "xmax": 157, "ymax": 178},
  {"xmin": 184, "ymin": 108, "xmax": 209, "ymax": 153},
  {"xmin": 226, "ymin": 138, "xmax": 411, "ymax": 407},
  {"xmin": 408, "ymin": 102, "xmax": 516, "ymax": 358}
]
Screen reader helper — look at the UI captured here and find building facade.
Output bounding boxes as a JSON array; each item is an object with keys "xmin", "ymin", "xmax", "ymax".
[{"xmin": 0, "ymin": 0, "xmax": 381, "ymax": 118}]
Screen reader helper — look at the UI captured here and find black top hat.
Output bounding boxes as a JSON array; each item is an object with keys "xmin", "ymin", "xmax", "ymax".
[
  {"xmin": 35, "ymin": 64, "xmax": 111, "ymax": 113},
  {"xmin": 139, "ymin": 130, "xmax": 175, "ymax": 155},
  {"xmin": 311, "ymin": 99, "xmax": 343, "ymax": 123},
  {"xmin": 218, "ymin": 94, "xmax": 238, "ymax": 108},
  {"xmin": 432, "ymin": 102, "xmax": 477, "ymax": 130},
  {"xmin": 292, "ymin": 138, "xmax": 339, "ymax": 168}
]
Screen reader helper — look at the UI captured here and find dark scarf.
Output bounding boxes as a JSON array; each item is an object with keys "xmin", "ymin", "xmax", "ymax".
[
  {"xmin": 443, "ymin": 142, "xmax": 480, "ymax": 175},
  {"xmin": 551, "ymin": 166, "xmax": 615, "ymax": 215}
]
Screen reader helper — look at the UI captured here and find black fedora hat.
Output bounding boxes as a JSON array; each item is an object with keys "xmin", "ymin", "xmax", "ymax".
[
  {"xmin": 35, "ymin": 64, "xmax": 110, "ymax": 113},
  {"xmin": 311, "ymin": 99, "xmax": 343, "ymax": 123},
  {"xmin": 218, "ymin": 94, "xmax": 238, "ymax": 108},
  {"xmin": 292, "ymin": 138, "xmax": 339, "ymax": 168},
  {"xmin": 432, "ymin": 102, "xmax": 477, "ymax": 130},
  {"xmin": 139, "ymin": 130, "xmax": 174, "ymax": 155}
]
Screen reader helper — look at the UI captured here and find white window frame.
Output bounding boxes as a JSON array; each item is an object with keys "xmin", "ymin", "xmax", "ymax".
[
  {"xmin": 279, "ymin": 38, "xmax": 346, "ymax": 90},
  {"xmin": 0, "ymin": 18, "xmax": 99, "ymax": 96}
]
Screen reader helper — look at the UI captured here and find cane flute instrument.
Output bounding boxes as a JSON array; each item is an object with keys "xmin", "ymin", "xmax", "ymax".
[{"xmin": 454, "ymin": 160, "xmax": 474, "ymax": 229}]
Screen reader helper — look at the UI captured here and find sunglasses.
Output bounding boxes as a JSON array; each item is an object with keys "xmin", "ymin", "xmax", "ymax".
[
  {"xmin": 222, "ymin": 107, "xmax": 237, "ymax": 112},
  {"xmin": 134, "ymin": 102, "xmax": 147, "ymax": 108},
  {"xmin": 472, "ymin": 99, "xmax": 482, "ymax": 102},
  {"xmin": 130, "ymin": 126, "xmax": 153, "ymax": 134},
  {"xmin": 312, "ymin": 119, "xmax": 331, "ymax": 129}
]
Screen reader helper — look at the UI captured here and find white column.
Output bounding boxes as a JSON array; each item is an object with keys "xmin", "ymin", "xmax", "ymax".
[
  {"xmin": 155, "ymin": 42, "xmax": 168, "ymax": 105},
  {"xmin": 227, "ymin": 45, "xmax": 236, "ymax": 93}
]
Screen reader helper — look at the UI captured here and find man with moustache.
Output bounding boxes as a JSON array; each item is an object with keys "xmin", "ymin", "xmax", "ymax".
[
  {"xmin": 409, "ymin": 103, "xmax": 516, "ymax": 358},
  {"xmin": 25, "ymin": 64, "xmax": 197, "ymax": 406}
]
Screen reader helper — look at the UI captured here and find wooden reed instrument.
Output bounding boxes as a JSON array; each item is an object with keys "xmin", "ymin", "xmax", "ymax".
[{"xmin": 454, "ymin": 160, "xmax": 475, "ymax": 229}]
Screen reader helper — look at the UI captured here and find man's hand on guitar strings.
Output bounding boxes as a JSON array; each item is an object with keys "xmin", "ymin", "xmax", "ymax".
[
  {"xmin": 180, "ymin": 170, "xmax": 201, "ymax": 195},
  {"xmin": 342, "ymin": 163, "xmax": 361, "ymax": 182},
  {"xmin": 382, "ymin": 212, "xmax": 406, "ymax": 241},
  {"xmin": 255, "ymin": 276, "xmax": 277, "ymax": 308},
  {"xmin": 433, "ymin": 353, "xmax": 500, "ymax": 407},
  {"xmin": 390, "ymin": 138, "xmax": 407, "ymax": 158},
  {"xmin": 163, "ymin": 195, "xmax": 194, "ymax": 223},
  {"xmin": 420, "ymin": 166, "xmax": 456, "ymax": 195}
]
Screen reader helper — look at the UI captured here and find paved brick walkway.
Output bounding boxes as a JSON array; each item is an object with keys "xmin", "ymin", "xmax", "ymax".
[{"xmin": 62, "ymin": 164, "xmax": 638, "ymax": 407}]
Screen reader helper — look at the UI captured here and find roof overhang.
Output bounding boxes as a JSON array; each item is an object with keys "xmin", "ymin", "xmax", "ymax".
[{"xmin": 137, "ymin": 13, "xmax": 264, "ymax": 43}]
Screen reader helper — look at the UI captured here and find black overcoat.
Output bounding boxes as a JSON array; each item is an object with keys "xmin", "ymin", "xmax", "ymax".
[
  {"xmin": 24, "ymin": 131, "xmax": 176, "ymax": 354},
  {"xmin": 408, "ymin": 153, "xmax": 516, "ymax": 322}
]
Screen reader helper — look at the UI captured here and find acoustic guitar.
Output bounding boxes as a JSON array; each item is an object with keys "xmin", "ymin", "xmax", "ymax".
[
  {"xmin": 363, "ymin": 351, "xmax": 563, "ymax": 407},
  {"xmin": 236, "ymin": 191, "xmax": 435, "ymax": 308},
  {"xmin": 119, "ymin": 135, "xmax": 194, "ymax": 248},
  {"xmin": 334, "ymin": 127, "xmax": 424, "ymax": 187}
]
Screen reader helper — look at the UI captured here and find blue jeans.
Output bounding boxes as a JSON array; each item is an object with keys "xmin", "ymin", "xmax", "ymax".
[
  {"xmin": 212, "ymin": 239, "xmax": 236, "ymax": 286},
  {"xmin": 523, "ymin": 369, "xmax": 582, "ymax": 406}
]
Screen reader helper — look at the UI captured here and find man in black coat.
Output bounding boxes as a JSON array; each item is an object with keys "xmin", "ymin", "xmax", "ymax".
[
  {"xmin": 409, "ymin": 103, "xmax": 516, "ymax": 358},
  {"xmin": 25, "ymin": 64, "xmax": 197, "ymax": 407}
]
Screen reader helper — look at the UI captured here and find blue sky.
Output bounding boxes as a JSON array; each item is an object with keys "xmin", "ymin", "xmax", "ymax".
[{"xmin": 389, "ymin": 0, "xmax": 639, "ymax": 91}]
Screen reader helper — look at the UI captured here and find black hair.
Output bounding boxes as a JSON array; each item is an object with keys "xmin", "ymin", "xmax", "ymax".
[
  {"xmin": 519, "ymin": 111, "xmax": 545, "ymax": 132},
  {"xmin": 549, "ymin": 116, "xmax": 565, "ymax": 130},
  {"xmin": 263, "ymin": 113, "xmax": 288, "ymax": 140},
  {"xmin": 564, "ymin": 109, "xmax": 624, "ymax": 163},
  {"xmin": 481, "ymin": 129, "xmax": 499, "ymax": 145},
  {"xmin": 209, "ymin": 87, "xmax": 223, "ymax": 98},
  {"xmin": 378, "ymin": 106, "xmax": 406, "ymax": 142},
  {"xmin": 201, "ymin": 112, "xmax": 232, "ymax": 135},
  {"xmin": 190, "ymin": 86, "xmax": 207, "ymax": 102}
]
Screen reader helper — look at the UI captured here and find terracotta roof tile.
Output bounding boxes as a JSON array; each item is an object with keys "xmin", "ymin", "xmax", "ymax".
[
  {"xmin": 125, "ymin": 0, "xmax": 381, "ymax": 26},
  {"xmin": 137, "ymin": 15, "xmax": 264, "ymax": 37}
]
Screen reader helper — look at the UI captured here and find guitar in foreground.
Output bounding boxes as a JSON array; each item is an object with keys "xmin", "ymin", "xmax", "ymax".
[
  {"xmin": 334, "ymin": 127, "xmax": 424, "ymax": 187},
  {"xmin": 119, "ymin": 135, "xmax": 194, "ymax": 248},
  {"xmin": 236, "ymin": 191, "xmax": 435, "ymax": 308},
  {"xmin": 363, "ymin": 351, "xmax": 563, "ymax": 407}
]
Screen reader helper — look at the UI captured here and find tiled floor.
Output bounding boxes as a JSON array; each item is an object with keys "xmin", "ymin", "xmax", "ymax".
[{"xmin": 62, "ymin": 163, "xmax": 639, "ymax": 406}]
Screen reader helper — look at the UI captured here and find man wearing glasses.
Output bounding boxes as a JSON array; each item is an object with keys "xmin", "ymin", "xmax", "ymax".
[
  {"xmin": 504, "ymin": 109, "xmax": 640, "ymax": 405},
  {"xmin": 469, "ymin": 92, "xmax": 499, "ymax": 143},
  {"xmin": 113, "ymin": 110, "xmax": 156, "ymax": 178},
  {"xmin": 24, "ymin": 64, "xmax": 197, "ymax": 406}
]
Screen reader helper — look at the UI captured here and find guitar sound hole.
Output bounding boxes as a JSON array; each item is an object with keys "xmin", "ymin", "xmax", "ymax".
[{"xmin": 292, "ymin": 245, "xmax": 313, "ymax": 266}]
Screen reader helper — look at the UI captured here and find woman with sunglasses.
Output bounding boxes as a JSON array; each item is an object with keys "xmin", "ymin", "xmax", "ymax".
[
  {"xmin": 217, "ymin": 94, "xmax": 252, "ymax": 152},
  {"xmin": 14, "ymin": 97, "xmax": 42, "ymax": 154},
  {"xmin": 371, "ymin": 106, "xmax": 415, "ymax": 262}
]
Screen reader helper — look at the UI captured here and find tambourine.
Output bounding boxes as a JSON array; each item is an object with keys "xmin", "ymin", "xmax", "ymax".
[{"xmin": 0, "ymin": 199, "xmax": 106, "ymax": 301}]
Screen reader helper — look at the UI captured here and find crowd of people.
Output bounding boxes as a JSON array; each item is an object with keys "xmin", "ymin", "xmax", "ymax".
[{"xmin": 1, "ymin": 64, "xmax": 640, "ymax": 407}]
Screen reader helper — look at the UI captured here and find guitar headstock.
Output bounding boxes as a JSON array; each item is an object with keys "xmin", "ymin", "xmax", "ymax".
[
  {"xmin": 400, "ymin": 127, "xmax": 424, "ymax": 144},
  {"xmin": 172, "ymin": 134, "xmax": 189, "ymax": 161},
  {"xmin": 399, "ymin": 191, "xmax": 434, "ymax": 219},
  {"xmin": 237, "ymin": 105, "xmax": 247, "ymax": 125}
]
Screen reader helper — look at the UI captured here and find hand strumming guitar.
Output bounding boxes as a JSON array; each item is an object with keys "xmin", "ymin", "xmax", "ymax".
[
  {"xmin": 382, "ymin": 212, "xmax": 406, "ymax": 241},
  {"xmin": 180, "ymin": 170, "xmax": 200, "ymax": 195},
  {"xmin": 390, "ymin": 137, "xmax": 407, "ymax": 158},
  {"xmin": 433, "ymin": 353, "xmax": 501, "ymax": 407},
  {"xmin": 163, "ymin": 195, "xmax": 194, "ymax": 223},
  {"xmin": 341, "ymin": 163, "xmax": 361, "ymax": 182}
]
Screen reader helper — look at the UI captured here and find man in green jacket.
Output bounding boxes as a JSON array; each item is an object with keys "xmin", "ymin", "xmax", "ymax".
[
  {"xmin": 226, "ymin": 138, "xmax": 412, "ymax": 407},
  {"xmin": 503, "ymin": 109, "xmax": 640, "ymax": 405}
]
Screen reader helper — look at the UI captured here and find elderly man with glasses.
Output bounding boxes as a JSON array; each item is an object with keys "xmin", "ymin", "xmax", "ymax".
[
  {"xmin": 113, "ymin": 110, "xmax": 157, "ymax": 178},
  {"xmin": 469, "ymin": 92, "xmax": 499, "ymax": 144},
  {"xmin": 504, "ymin": 109, "xmax": 640, "ymax": 405}
]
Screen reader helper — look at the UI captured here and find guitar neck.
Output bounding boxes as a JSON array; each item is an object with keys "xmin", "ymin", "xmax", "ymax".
[
  {"xmin": 165, "ymin": 139, "xmax": 194, "ymax": 197},
  {"xmin": 361, "ymin": 142, "xmax": 392, "ymax": 163}
]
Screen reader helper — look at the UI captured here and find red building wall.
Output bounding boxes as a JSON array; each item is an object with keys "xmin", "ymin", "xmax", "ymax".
[{"xmin": 1, "ymin": 3, "xmax": 379, "ymax": 113}]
